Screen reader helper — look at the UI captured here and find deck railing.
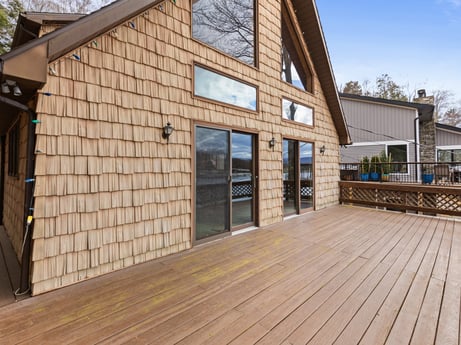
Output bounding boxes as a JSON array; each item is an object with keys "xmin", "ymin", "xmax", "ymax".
[
  {"xmin": 339, "ymin": 181, "xmax": 461, "ymax": 216},
  {"xmin": 339, "ymin": 162, "xmax": 461, "ymax": 216},
  {"xmin": 340, "ymin": 162, "xmax": 461, "ymax": 185}
]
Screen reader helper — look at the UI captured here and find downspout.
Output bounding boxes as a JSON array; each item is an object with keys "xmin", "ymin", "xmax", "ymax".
[
  {"xmin": 414, "ymin": 114, "xmax": 421, "ymax": 181},
  {"xmin": 17, "ymin": 109, "xmax": 36, "ymax": 295}
]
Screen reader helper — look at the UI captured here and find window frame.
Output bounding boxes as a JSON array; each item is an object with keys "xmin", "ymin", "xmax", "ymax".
[
  {"xmin": 281, "ymin": 97, "xmax": 314, "ymax": 127},
  {"xmin": 191, "ymin": 0, "xmax": 259, "ymax": 67},
  {"xmin": 280, "ymin": 0, "xmax": 314, "ymax": 93},
  {"xmin": 193, "ymin": 63, "xmax": 259, "ymax": 112},
  {"xmin": 387, "ymin": 143, "xmax": 409, "ymax": 174}
]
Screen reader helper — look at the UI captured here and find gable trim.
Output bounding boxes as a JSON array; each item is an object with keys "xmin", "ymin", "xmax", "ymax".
[{"xmin": 0, "ymin": 0, "xmax": 164, "ymax": 88}]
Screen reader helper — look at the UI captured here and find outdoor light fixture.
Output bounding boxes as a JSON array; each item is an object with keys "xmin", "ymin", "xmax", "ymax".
[
  {"xmin": 1, "ymin": 80, "xmax": 22, "ymax": 96},
  {"xmin": 269, "ymin": 137, "xmax": 276, "ymax": 149},
  {"xmin": 1, "ymin": 82, "xmax": 10, "ymax": 94},
  {"xmin": 162, "ymin": 122, "xmax": 174, "ymax": 140},
  {"xmin": 320, "ymin": 145, "xmax": 326, "ymax": 155},
  {"xmin": 13, "ymin": 84, "xmax": 22, "ymax": 97}
]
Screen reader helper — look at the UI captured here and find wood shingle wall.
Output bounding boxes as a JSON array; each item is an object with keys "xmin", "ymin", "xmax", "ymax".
[{"xmin": 28, "ymin": 0, "xmax": 340, "ymax": 294}]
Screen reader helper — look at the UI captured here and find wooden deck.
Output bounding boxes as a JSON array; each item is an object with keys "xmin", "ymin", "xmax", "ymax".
[{"xmin": 0, "ymin": 205, "xmax": 460, "ymax": 344}]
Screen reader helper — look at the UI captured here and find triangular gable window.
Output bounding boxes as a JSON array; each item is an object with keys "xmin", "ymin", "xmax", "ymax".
[{"xmin": 281, "ymin": 0, "xmax": 313, "ymax": 92}]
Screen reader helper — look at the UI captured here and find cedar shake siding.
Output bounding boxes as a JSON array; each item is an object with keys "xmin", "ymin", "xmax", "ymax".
[{"xmin": 0, "ymin": 0, "xmax": 349, "ymax": 295}]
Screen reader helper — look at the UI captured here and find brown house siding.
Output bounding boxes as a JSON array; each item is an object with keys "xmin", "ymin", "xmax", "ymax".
[{"xmin": 28, "ymin": 1, "xmax": 341, "ymax": 294}]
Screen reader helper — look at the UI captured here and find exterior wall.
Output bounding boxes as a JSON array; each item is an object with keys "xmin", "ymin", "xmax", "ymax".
[
  {"xmin": 30, "ymin": 1, "xmax": 341, "ymax": 294},
  {"xmin": 3, "ymin": 112, "xmax": 28, "ymax": 260},
  {"xmin": 436, "ymin": 128, "xmax": 461, "ymax": 147},
  {"xmin": 341, "ymin": 98, "xmax": 417, "ymax": 144}
]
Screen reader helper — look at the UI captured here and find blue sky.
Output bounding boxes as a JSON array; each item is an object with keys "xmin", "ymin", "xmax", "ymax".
[{"xmin": 316, "ymin": 0, "xmax": 461, "ymax": 101}]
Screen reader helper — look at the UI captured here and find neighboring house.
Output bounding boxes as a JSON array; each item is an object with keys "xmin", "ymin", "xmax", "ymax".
[
  {"xmin": 436, "ymin": 123, "xmax": 461, "ymax": 162},
  {"xmin": 339, "ymin": 92, "xmax": 435, "ymax": 178},
  {"xmin": 0, "ymin": 0, "xmax": 350, "ymax": 295}
]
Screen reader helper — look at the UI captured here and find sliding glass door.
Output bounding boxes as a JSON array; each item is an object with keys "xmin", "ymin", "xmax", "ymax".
[
  {"xmin": 195, "ymin": 126, "xmax": 257, "ymax": 241},
  {"xmin": 232, "ymin": 132, "xmax": 255, "ymax": 228},
  {"xmin": 283, "ymin": 139, "xmax": 314, "ymax": 215}
]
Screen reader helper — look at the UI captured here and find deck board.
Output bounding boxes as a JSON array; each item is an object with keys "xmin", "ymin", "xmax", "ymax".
[{"xmin": 0, "ymin": 206, "xmax": 460, "ymax": 344}]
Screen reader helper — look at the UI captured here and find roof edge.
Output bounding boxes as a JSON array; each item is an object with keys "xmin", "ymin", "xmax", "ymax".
[
  {"xmin": 293, "ymin": 0, "xmax": 351, "ymax": 145},
  {"xmin": 1, "ymin": 0, "xmax": 164, "ymax": 86}
]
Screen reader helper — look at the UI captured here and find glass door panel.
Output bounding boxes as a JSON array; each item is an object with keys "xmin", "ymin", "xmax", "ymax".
[
  {"xmin": 232, "ymin": 132, "xmax": 254, "ymax": 227},
  {"xmin": 195, "ymin": 127, "xmax": 230, "ymax": 240},
  {"xmin": 300, "ymin": 142, "xmax": 313, "ymax": 210},
  {"xmin": 283, "ymin": 139, "xmax": 297, "ymax": 215}
]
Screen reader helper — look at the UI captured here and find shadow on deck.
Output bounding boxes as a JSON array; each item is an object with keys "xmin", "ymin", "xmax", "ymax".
[{"xmin": 0, "ymin": 206, "xmax": 460, "ymax": 344}]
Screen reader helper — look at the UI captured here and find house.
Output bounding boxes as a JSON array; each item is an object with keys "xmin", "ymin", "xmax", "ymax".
[
  {"xmin": 339, "ymin": 92, "xmax": 435, "ymax": 179},
  {"xmin": 0, "ymin": 0, "xmax": 350, "ymax": 295},
  {"xmin": 435, "ymin": 122, "xmax": 461, "ymax": 162}
]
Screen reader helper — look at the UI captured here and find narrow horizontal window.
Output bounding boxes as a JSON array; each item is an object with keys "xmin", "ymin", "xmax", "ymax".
[
  {"xmin": 282, "ymin": 98, "xmax": 313, "ymax": 126},
  {"xmin": 194, "ymin": 65, "xmax": 257, "ymax": 111}
]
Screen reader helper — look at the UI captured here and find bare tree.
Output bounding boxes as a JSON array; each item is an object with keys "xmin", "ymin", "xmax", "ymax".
[
  {"xmin": 23, "ymin": 0, "xmax": 112, "ymax": 13},
  {"xmin": 431, "ymin": 89, "xmax": 454, "ymax": 122},
  {"xmin": 192, "ymin": 0, "xmax": 254, "ymax": 65}
]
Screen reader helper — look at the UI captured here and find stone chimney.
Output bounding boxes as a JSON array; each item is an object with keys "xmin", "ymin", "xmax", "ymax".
[
  {"xmin": 414, "ymin": 89, "xmax": 434, "ymax": 105},
  {"xmin": 413, "ymin": 89, "xmax": 436, "ymax": 162}
]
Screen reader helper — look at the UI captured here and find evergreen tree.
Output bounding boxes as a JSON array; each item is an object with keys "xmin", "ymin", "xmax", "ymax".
[{"xmin": 0, "ymin": 0, "xmax": 24, "ymax": 54}]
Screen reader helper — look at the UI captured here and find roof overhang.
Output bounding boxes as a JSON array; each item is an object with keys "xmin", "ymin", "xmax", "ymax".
[
  {"xmin": 1, "ymin": 0, "xmax": 163, "ymax": 86},
  {"xmin": 1, "ymin": 0, "xmax": 351, "ymax": 144},
  {"xmin": 0, "ymin": 0, "xmax": 163, "ymax": 135},
  {"xmin": 292, "ymin": 0, "xmax": 351, "ymax": 145},
  {"xmin": 340, "ymin": 93, "xmax": 435, "ymax": 123}
]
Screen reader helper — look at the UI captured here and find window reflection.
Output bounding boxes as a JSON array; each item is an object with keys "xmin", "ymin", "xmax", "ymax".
[
  {"xmin": 281, "ymin": 1, "xmax": 312, "ymax": 91},
  {"xmin": 282, "ymin": 98, "xmax": 313, "ymax": 126},
  {"xmin": 192, "ymin": 0, "xmax": 255, "ymax": 65},
  {"xmin": 194, "ymin": 65, "xmax": 257, "ymax": 111}
]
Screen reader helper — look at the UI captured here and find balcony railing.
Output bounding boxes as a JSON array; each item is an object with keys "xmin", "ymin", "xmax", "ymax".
[
  {"xmin": 339, "ymin": 162, "xmax": 461, "ymax": 217},
  {"xmin": 340, "ymin": 161, "xmax": 461, "ymax": 185}
]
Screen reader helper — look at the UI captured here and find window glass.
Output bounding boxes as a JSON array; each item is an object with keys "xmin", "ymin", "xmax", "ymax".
[
  {"xmin": 438, "ymin": 149, "xmax": 461, "ymax": 162},
  {"xmin": 282, "ymin": 98, "xmax": 313, "ymax": 126},
  {"xmin": 387, "ymin": 144, "xmax": 407, "ymax": 173},
  {"xmin": 281, "ymin": 1, "xmax": 312, "ymax": 91},
  {"xmin": 192, "ymin": 0, "xmax": 255, "ymax": 65},
  {"xmin": 194, "ymin": 65, "xmax": 257, "ymax": 111}
]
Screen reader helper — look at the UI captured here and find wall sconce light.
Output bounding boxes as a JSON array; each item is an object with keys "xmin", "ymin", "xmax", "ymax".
[
  {"xmin": 1, "ymin": 82, "xmax": 10, "ymax": 94},
  {"xmin": 320, "ymin": 145, "xmax": 326, "ymax": 155},
  {"xmin": 1, "ymin": 80, "xmax": 22, "ymax": 96},
  {"xmin": 162, "ymin": 122, "xmax": 174, "ymax": 140},
  {"xmin": 13, "ymin": 84, "xmax": 22, "ymax": 97},
  {"xmin": 269, "ymin": 137, "xmax": 276, "ymax": 150}
]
